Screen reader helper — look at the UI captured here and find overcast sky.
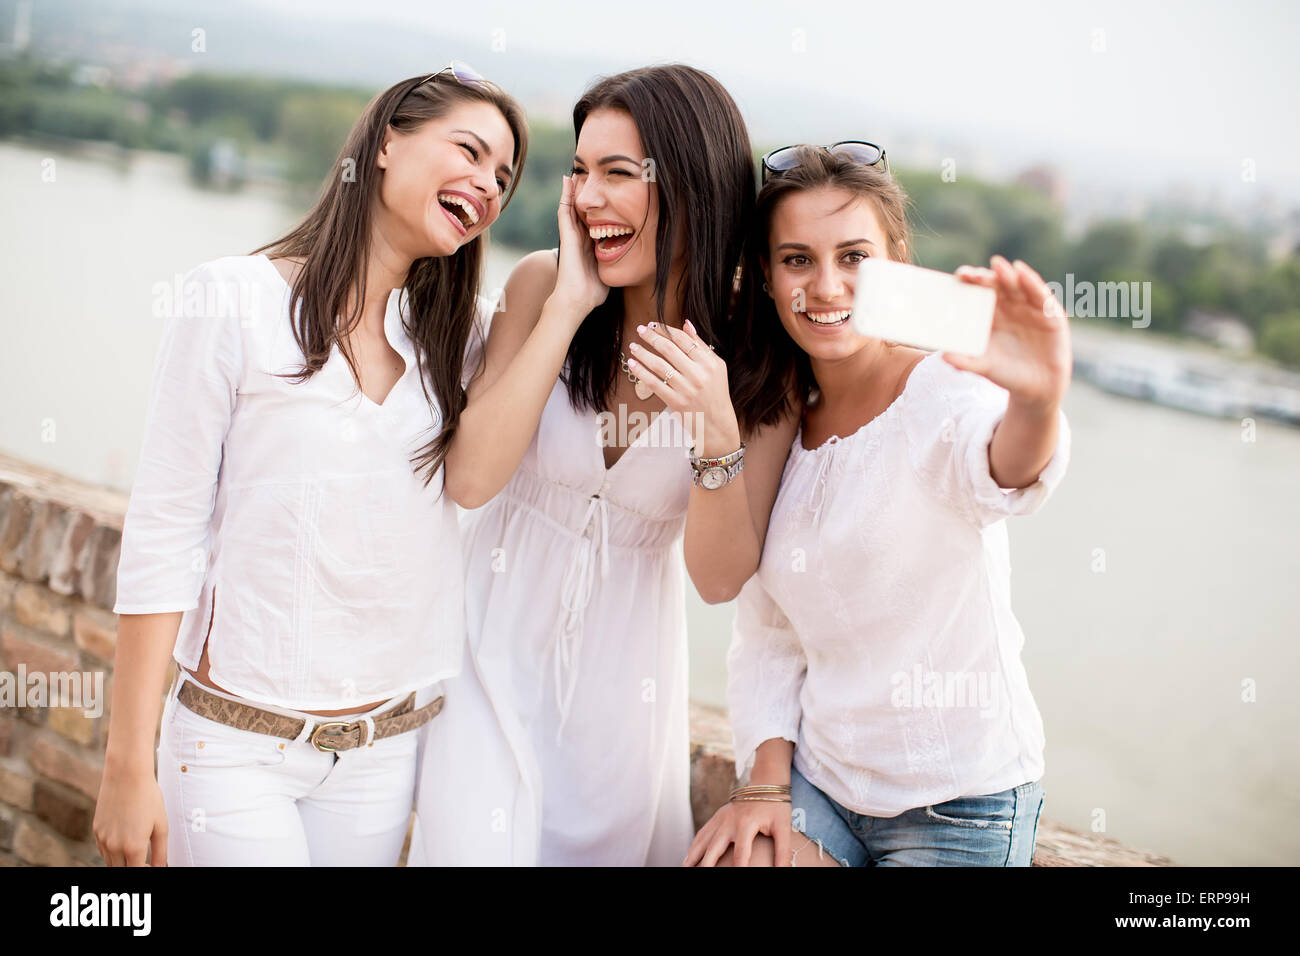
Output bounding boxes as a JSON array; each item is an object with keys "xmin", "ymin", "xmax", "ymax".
[
  {"xmin": 250, "ymin": 0, "xmax": 1300, "ymax": 201},
  {"xmin": 22, "ymin": 0, "xmax": 1300, "ymax": 203}
]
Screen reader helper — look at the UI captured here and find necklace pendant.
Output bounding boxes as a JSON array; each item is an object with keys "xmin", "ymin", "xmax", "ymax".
[{"xmin": 634, "ymin": 379, "xmax": 654, "ymax": 401}]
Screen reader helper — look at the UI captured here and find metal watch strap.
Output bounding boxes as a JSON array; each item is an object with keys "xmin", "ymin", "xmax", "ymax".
[{"xmin": 689, "ymin": 443, "xmax": 746, "ymax": 488}]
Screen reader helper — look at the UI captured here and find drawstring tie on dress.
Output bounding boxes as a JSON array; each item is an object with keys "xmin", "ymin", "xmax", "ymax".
[
  {"xmin": 809, "ymin": 436, "xmax": 838, "ymax": 525},
  {"xmin": 554, "ymin": 493, "xmax": 610, "ymax": 743}
]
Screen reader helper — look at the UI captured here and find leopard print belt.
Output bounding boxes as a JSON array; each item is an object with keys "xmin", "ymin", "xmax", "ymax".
[{"xmin": 177, "ymin": 679, "xmax": 445, "ymax": 753}]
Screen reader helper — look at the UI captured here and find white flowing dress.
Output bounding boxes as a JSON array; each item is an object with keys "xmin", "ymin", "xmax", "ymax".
[{"xmin": 411, "ymin": 372, "xmax": 697, "ymax": 866}]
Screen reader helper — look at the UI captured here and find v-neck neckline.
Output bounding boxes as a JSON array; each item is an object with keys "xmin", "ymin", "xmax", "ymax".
[
  {"xmin": 259, "ymin": 253, "xmax": 411, "ymax": 411},
  {"xmin": 596, "ymin": 405, "xmax": 670, "ymax": 476}
]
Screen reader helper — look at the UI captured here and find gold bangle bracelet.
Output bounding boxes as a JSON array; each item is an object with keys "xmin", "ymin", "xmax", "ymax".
[{"xmin": 729, "ymin": 795, "xmax": 792, "ymax": 803}]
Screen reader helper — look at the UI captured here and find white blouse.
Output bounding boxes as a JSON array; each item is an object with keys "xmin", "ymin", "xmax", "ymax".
[
  {"xmin": 726, "ymin": 352, "xmax": 1071, "ymax": 817},
  {"xmin": 114, "ymin": 254, "xmax": 479, "ymax": 710}
]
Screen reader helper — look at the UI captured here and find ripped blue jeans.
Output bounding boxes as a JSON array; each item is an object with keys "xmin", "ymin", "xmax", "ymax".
[{"xmin": 789, "ymin": 763, "xmax": 1044, "ymax": 867}]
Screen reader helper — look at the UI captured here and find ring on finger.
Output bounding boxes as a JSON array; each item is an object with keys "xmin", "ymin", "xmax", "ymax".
[{"xmin": 663, "ymin": 368, "xmax": 675, "ymax": 385}]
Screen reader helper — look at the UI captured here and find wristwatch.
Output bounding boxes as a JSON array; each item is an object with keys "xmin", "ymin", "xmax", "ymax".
[{"xmin": 689, "ymin": 443, "xmax": 746, "ymax": 490}]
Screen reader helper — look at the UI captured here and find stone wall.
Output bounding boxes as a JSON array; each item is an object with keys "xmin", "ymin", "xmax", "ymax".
[
  {"xmin": 0, "ymin": 452, "xmax": 1174, "ymax": 867},
  {"xmin": 0, "ymin": 454, "xmax": 126, "ymax": 865}
]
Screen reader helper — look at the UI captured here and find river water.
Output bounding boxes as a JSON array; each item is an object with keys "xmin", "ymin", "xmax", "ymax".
[{"xmin": 2, "ymin": 142, "xmax": 1295, "ymax": 865}]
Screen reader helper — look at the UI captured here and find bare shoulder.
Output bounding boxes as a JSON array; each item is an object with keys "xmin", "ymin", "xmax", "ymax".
[
  {"xmin": 745, "ymin": 397, "xmax": 801, "ymax": 450},
  {"xmin": 468, "ymin": 249, "xmax": 564, "ymax": 388},
  {"xmin": 490, "ymin": 248, "xmax": 560, "ymax": 338},
  {"xmin": 505, "ymin": 248, "xmax": 560, "ymax": 300}
]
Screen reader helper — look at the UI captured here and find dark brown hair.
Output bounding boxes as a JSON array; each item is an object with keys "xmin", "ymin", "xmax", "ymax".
[
  {"xmin": 253, "ymin": 73, "xmax": 529, "ymax": 486},
  {"xmin": 563, "ymin": 64, "xmax": 785, "ymax": 434},
  {"xmin": 740, "ymin": 146, "xmax": 913, "ymax": 409}
]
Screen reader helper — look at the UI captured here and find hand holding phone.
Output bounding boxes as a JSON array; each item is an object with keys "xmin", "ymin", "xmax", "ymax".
[{"xmin": 851, "ymin": 258, "xmax": 995, "ymax": 356}]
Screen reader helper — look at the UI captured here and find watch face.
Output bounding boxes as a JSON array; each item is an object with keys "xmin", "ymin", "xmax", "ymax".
[{"xmin": 701, "ymin": 466, "xmax": 727, "ymax": 490}]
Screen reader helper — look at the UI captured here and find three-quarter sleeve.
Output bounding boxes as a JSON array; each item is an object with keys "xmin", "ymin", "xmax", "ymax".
[
  {"xmin": 901, "ymin": 357, "xmax": 1070, "ymax": 527},
  {"xmin": 113, "ymin": 262, "xmax": 243, "ymax": 614},
  {"xmin": 461, "ymin": 293, "xmax": 495, "ymax": 391},
  {"xmin": 726, "ymin": 575, "xmax": 807, "ymax": 781}
]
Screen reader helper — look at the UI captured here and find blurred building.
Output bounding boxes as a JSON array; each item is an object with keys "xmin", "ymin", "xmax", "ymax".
[
  {"xmin": 1015, "ymin": 163, "xmax": 1068, "ymax": 207},
  {"xmin": 1184, "ymin": 309, "xmax": 1256, "ymax": 353}
]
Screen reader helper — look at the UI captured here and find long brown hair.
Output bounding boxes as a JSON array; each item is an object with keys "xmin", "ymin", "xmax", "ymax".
[
  {"xmin": 253, "ymin": 72, "xmax": 529, "ymax": 487},
  {"xmin": 740, "ymin": 146, "xmax": 913, "ymax": 410},
  {"xmin": 563, "ymin": 65, "xmax": 785, "ymax": 434}
]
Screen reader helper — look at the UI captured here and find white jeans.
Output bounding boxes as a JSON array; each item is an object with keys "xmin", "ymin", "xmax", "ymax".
[{"xmin": 156, "ymin": 671, "xmax": 432, "ymax": 866}]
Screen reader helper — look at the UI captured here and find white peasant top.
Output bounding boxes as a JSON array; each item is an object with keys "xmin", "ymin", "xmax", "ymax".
[
  {"xmin": 726, "ymin": 352, "xmax": 1071, "ymax": 817},
  {"xmin": 113, "ymin": 254, "xmax": 480, "ymax": 710}
]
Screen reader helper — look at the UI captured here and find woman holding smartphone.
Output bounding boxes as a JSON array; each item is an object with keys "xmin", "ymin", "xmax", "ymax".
[
  {"xmin": 413, "ymin": 65, "xmax": 797, "ymax": 866},
  {"xmin": 92, "ymin": 65, "xmax": 528, "ymax": 866},
  {"xmin": 687, "ymin": 144, "xmax": 1071, "ymax": 867}
]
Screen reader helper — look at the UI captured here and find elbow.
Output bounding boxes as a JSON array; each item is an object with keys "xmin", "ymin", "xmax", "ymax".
[
  {"xmin": 442, "ymin": 448, "xmax": 509, "ymax": 510},
  {"xmin": 443, "ymin": 469, "xmax": 492, "ymax": 511},
  {"xmin": 699, "ymin": 587, "xmax": 741, "ymax": 606},
  {"xmin": 688, "ymin": 565, "xmax": 755, "ymax": 605}
]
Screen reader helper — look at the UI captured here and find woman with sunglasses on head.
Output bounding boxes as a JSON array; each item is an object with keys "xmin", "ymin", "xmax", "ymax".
[
  {"xmin": 686, "ymin": 143, "xmax": 1071, "ymax": 867},
  {"xmin": 92, "ymin": 65, "xmax": 528, "ymax": 866},
  {"xmin": 411, "ymin": 65, "xmax": 798, "ymax": 866}
]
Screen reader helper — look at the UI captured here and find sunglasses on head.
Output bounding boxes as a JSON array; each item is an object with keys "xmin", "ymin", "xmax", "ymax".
[
  {"xmin": 760, "ymin": 140, "xmax": 888, "ymax": 185},
  {"xmin": 417, "ymin": 60, "xmax": 493, "ymax": 91}
]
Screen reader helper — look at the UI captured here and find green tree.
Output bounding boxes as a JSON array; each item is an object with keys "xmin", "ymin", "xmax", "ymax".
[
  {"xmin": 1181, "ymin": 239, "xmax": 1266, "ymax": 326},
  {"xmin": 277, "ymin": 92, "xmax": 369, "ymax": 189},
  {"xmin": 1259, "ymin": 311, "xmax": 1300, "ymax": 368},
  {"xmin": 1099, "ymin": 269, "xmax": 1179, "ymax": 333},
  {"xmin": 491, "ymin": 121, "xmax": 573, "ymax": 252},
  {"xmin": 1068, "ymin": 220, "xmax": 1146, "ymax": 284}
]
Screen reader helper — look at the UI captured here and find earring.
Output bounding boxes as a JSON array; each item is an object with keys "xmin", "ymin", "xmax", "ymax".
[{"xmin": 762, "ymin": 282, "xmax": 770, "ymax": 295}]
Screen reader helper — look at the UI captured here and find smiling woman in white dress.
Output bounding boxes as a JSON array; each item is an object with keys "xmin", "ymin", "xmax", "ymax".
[
  {"xmin": 411, "ymin": 65, "xmax": 798, "ymax": 866},
  {"xmin": 92, "ymin": 66, "xmax": 528, "ymax": 866},
  {"xmin": 687, "ymin": 145, "xmax": 1072, "ymax": 867}
]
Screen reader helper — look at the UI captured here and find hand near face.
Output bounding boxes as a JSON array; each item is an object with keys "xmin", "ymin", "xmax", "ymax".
[{"xmin": 552, "ymin": 174, "xmax": 609, "ymax": 316}]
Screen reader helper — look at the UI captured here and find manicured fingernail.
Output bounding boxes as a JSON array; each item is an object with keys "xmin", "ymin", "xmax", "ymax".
[
  {"xmin": 629, "ymin": 342, "xmax": 639, "ymax": 351},
  {"xmin": 637, "ymin": 324, "xmax": 647, "ymax": 334},
  {"xmin": 627, "ymin": 358, "xmax": 638, "ymax": 368},
  {"xmin": 685, "ymin": 319, "xmax": 696, "ymax": 334}
]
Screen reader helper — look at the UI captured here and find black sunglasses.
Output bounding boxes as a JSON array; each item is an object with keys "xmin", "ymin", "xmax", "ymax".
[{"xmin": 760, "ymin": 140, "xmax": 888, "ymax": 185}]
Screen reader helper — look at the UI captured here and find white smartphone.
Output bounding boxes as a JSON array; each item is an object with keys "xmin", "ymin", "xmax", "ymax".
[{"xmin": 850, "ymin": 258, "xmax": 995, "ymax": 356}]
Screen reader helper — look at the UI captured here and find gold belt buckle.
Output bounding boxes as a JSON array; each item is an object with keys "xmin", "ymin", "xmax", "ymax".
[{"xmin": 310, "ymin": 720, "xmax": 357, "ymax": 753}]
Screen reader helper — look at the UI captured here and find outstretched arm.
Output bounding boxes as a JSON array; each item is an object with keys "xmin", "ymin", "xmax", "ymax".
[{"xmin": 944, "ymin": 255, "xmax": 1072, "ymax": 489}]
